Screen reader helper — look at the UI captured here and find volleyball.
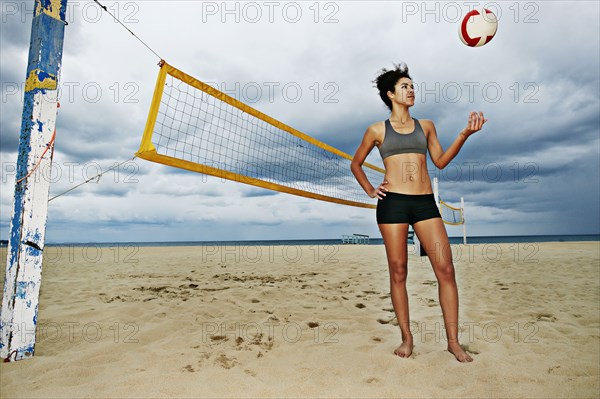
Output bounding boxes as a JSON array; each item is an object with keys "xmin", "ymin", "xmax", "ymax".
[{"xmin": 459, "ymin": 8, "xmax": 498, "ymax": 47}]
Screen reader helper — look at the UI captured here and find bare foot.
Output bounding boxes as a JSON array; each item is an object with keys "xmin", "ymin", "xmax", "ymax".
[
  {"xmin": 448, "ymin": 342, "xmax": 473, "ymax": 363},
  {"xmin": 393, "ymin": 339, "xmax": 414, "ymax": 358}
]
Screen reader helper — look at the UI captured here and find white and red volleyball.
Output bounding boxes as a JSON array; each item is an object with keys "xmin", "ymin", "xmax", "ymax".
[{"xmin": 459, "ymin": 8, "xmax": 498, "ymax": 47}]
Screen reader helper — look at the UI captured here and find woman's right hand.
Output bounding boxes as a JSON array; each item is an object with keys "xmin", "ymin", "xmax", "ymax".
[{"xmin": 371, "ymin": 180, "xmax": 389, "ymax": 200}]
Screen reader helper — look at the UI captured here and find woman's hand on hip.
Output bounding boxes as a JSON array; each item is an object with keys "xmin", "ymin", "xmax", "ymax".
[{"xmin": 371, "ymin": 180, "xmax": 389, "ymax": 200}]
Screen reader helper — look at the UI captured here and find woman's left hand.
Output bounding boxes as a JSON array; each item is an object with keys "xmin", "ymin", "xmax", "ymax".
[{"xmin": 462, "ymin": 111, "xmax": 488, "ymax": 138}]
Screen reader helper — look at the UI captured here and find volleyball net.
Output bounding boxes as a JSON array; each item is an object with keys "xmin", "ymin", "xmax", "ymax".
[
  {"xmin": 136, "ymin": 61, "xmax": 384, "ymax": 209},
  {"xmin": 439, "ymin": 199, "xmax": 465, "ymax": 226},
  {"xmin": 429, "ymin": 177, "xmax": 467, "ymax": 247}
]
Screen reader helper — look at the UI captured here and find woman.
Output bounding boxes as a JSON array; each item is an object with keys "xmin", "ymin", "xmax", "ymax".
[{"xmin": 351, "ymin": 64, "xmax": 486, "ymax": 363}]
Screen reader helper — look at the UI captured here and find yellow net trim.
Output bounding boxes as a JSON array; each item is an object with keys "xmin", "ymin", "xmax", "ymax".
[
  {"xmin": 136, "ymin": 61, "xmax": 384, "ymax": 209},
  {"xmin": 439, "ymin": 199, "xmax": 464, "ymax": 226}
]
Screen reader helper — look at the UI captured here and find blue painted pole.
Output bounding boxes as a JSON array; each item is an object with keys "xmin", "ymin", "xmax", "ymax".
[{"xmin": 0, "ymin": 0, "xmax": 67, "ymax": 362}]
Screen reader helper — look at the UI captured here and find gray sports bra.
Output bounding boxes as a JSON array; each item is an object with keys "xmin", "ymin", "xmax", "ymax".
[{"xmin": 378, "ymin": 118, "xmax": 427, "ymax": 159}]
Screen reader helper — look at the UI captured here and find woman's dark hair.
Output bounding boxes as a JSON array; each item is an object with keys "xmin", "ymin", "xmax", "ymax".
[{"xmin": 374, "ymin": 63, "xmax": 411, "ymax": 111}]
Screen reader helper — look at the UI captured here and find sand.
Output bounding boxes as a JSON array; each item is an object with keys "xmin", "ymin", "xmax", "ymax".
[{"xmin": 0, "ymin": 241, "xmax": 598, "ymax": 398}]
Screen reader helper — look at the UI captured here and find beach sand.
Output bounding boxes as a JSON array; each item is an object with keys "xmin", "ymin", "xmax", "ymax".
[{"xmin": 0, "ymin": 241, "xmax": 598, "ymax": 398}]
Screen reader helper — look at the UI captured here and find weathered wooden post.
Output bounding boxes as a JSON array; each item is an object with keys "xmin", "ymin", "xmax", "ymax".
[{"xmin": 0, "ymin": 0, "xmax": 68, "ymax": 362}]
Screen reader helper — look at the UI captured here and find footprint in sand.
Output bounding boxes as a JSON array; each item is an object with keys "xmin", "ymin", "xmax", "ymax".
[
  {"xmin": 195, "ymin": 351, "xmax": 212, "ymax": 368},
  {"xmin": 461, "ymin": 344, "xmax": 480, "ymax": 355},
  {"xmin": 215, "ymin": 353, "xmax": 238, "ymax": 369},
  {"xmin": 365, "ymin": 377, "xmax": 380, "ymax": 384},
  {"xmin": 210, "ymin": 335, "xmax": 229, "ymax": 343},
  {"xmin": 377, "ymin": 317, "xmax": 398, "ymax": 326},
  {"xmin": 426, "ymin": 298, "xmax": 437, "ymax": 307},
  {"xmin": 180, "ymin": 283, "xmax": 199, "ymax": 289},
  {"xmin": 182, "ymin": 364, "xmax": 195, "ymax": 372},
  {"xmin": 536, "ymin": 313, "xmax": 558, "ymax": 322},
  {"xmin": 249, "ymin": 333, "xmax": 274, "ymax": 351},
  {"xmin": 547, "ymin": 365, "xmax": 561, "ymax": 374},
  {"xmin": 355, "ymin": 303, "xmax": 366, "ymax": 309}
]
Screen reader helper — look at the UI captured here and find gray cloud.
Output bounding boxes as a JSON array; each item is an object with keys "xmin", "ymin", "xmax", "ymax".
[{"xmin": 1, "ymin": 1, "xmax": 598, "ymax": 243}]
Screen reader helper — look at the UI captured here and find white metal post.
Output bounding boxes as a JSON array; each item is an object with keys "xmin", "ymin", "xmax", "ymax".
[{"xmin": 461, "ymin": 197, "xmax": 467, "ymax": 245}]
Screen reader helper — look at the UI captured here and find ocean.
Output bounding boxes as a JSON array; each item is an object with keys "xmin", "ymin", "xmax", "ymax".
[{"xmin": 9, "ymin": 234, "xmax": 595, "ymax": 247}]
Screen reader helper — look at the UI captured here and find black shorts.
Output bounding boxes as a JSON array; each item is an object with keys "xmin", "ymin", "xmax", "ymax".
[{"xmin": 376, "ymin": 192, "xmax": 441, "ymax": 225}]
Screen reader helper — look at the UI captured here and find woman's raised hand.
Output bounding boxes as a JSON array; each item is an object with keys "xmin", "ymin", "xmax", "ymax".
[{"xmin": 463, "ymin": 111, "xmax": 488, "ymax": 137}]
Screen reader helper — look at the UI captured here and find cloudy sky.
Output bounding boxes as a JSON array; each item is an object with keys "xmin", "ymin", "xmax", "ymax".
[{"xmin": 1, "ymin": 0, "xmax": 599, "ymax": 243}]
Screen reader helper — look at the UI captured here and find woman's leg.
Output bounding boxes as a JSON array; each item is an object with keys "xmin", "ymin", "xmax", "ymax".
[
  {"xmin": 413, "ymin": 217, "xmax": 473, "ymax": 362},
  {"xmin": 378, "ymin": 223, "xmax": 413, "ymax": 357}
]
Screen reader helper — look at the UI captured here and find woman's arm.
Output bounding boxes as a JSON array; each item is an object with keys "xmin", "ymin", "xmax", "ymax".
[
  {"xmin": 351, "ymin": 124, "xmax": 388, "ymax": 199},
  {"xmin": 425, "ymin": 111, "xmax": 487, "ymax": 169}
]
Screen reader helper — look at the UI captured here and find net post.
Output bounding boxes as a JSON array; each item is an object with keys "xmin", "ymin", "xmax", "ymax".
[
  {"xmin": 433, "ymin": 177, "xmax": 440, "ymax": 208},
  {"xmin": 412, "ymin": 231, "xmax": 420, "ymax": 256},
  {"xmin": 461, "ymin": 197, "xmax": 467, "ymax": 245},
  {"xmin": 0, "ymin": 0, "xmax": 68, "ymax": 362}
]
